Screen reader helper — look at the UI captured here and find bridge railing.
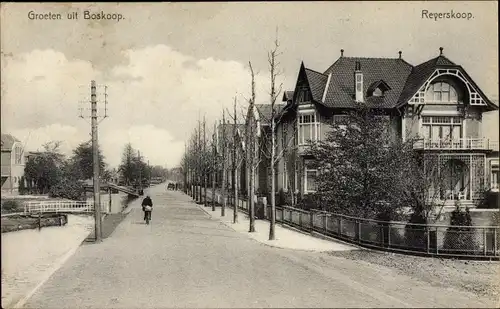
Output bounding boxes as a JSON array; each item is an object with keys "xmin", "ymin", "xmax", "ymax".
[{"xmin": 24, "ymin": 201, "xmax": 109, "ymax": 214}]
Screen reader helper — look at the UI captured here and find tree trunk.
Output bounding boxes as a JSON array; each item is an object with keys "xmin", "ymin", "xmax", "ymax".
[
  {"xmin": 249, "ymin": 165, "xmax": 256, "ymax": 232},
  {"xmin": 234, "ymin": 167, "xmax": 239, "ymax": 223},
  {"xmin": 204, "ymin": 174, "xmax": 207, "ymax": 207},
  {"xmin": 270, "ymin": 123, "xmax": 276, "ymax": 240},
  {"xmin": 221, "ymin": 158, "xmax": 226, "ymax": 217}
]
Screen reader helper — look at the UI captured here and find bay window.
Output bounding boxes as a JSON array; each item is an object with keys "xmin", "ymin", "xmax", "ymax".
[
  {"xmin": 421, "ymin": 116, "xmax": 463, "ymax": 141},
  {"xmin": 298, "ymin": 112, "xmax": 320, "ymax": 145}
]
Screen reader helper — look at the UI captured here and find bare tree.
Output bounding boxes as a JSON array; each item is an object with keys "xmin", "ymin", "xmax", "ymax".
[
  {"xmin": 211, "ymin": 121, "xmax": 217, "ymax": 212},
  {"xmin": 226, "ymin": 97, "xmax": 246, "ymax": 224},
  {"xmin": 203, "ymin": 116, "xmax": 208, "ymax": 207},
  {"xmin": 247, "ymin": 61, "xmax": 258, "ymax": 232},
  {"xmin": 267, "ymin": 30, "xmax": 284, "ymax": 240}
]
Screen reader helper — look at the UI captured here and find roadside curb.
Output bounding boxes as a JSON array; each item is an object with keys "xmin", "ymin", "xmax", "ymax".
[{"xmin": 193, "ymin": 201, "xmax": 356, "ymax": 253}]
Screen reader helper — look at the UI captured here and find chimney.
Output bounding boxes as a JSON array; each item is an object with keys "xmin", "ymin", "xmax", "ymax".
[
  {"xmin": 398, "ymin": 51, "xmax": 402, "ymax": 59},
  {"xmin": 439, "ymin": 47, "xmax": 443, "ymax": 55},
  {"xmin": 354, "ymin": 61, "xmax": 364, "ymax": 103},
  {"xmin": 341, "ymin": 49, "xmax": 344, "ymax": 57}
]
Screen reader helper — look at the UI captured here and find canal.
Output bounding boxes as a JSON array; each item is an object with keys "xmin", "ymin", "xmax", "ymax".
[{"xmin": 1, "ymin": 192, "xmax": 138, "ymax": 308}]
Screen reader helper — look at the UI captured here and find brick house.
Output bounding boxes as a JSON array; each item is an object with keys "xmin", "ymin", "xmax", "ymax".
[
  {"xmin": 273, "ymin": 48, "xmax": 498, "ymax": 206},
  {"xmin": 1, "ymin": 134, "xmax": 25, "ymax": 194}
]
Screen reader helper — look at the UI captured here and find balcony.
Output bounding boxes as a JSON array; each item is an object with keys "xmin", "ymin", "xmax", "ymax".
[{"xmin": 413, "ymin": 137, "xmax": 499, "ymax": 151}]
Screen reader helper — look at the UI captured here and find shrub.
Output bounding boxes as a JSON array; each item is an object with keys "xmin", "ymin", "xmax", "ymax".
[
  {"xmin": 297, "ymin": 194, "xmax": 320, "ymax": 211},
  {"xmin": 403, "ymin": 208, "xmax": 429, "ymax": 251},
  {"xmin": 277, "ymin": 188, "xmax": 286, "ymax": 206},
  {"xmin": 18, "ymin": 176, "xmax": 27, "ymax": 195},
  {"xmin": 2, "ymin": 200, "xmax": 20, "ymax": 212},
  {"xmin": 443, "ymin": 206, "xmax": 479, "ymax": 254},
  {"xmin": 49, "ymin": 179, "xmax": 85, "ymax": 200}
]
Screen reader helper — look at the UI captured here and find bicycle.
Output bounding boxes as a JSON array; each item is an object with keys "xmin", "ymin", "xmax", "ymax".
[{"xmin": 144, "ymin": 206, "xmax": 152, "ymax": 225}]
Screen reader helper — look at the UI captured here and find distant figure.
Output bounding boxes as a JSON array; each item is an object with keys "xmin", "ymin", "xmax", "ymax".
[{"xmin": 142, "ymin": 195, "xmax": 153, "ymax": 222}]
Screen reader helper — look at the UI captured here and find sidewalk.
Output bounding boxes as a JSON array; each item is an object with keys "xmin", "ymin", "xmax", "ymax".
[{"xmin": 195, "ymin": 201, "xmax": 357, "ymax": 252}]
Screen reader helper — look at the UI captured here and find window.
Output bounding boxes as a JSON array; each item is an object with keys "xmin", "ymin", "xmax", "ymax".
[
  {"xmin": 356, "ymin": 74, "xmax": 363, "ymax": 92},
  {"xmin": 298, "ymin": 112, "xmax": 320, "ymax": 145},
  {"xmin": 283, "ymin": 161, "xmax": 288, "ymax": 192},
  {"xmin": 425, "ymin": 82, "xmax": 458, "ymax": 103},
  {"xmin": 298, "ymin": 89, "xmax": 311, "ymax": 103},
  {"xmin": 491, "ymin": 161, "xmax": 499, "ymax": 192},
  {"xmin": 14, "ymin": 146, "xmax": 23, "ymax": 165},
  {"xmin": 305, "ymin": 168, "xmax": 317, "ymax": 193},
  {"xmin": 373, "ymin": 88, "xmax": 383, "ymax": 97},
  {"xmin": 421, "ymin": 116, "xmax": 463, "ymax": 141}
]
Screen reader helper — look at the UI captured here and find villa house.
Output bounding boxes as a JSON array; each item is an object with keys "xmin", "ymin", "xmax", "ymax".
[
  {"xmin": 273, "ymin": 48, "xmax": 498, "ymax": 206},
  {"xmin": 244, "ymin": 103, "xmax": 285, "ymax": 198},
  {"xmin": 1, "ymin": 134, "xmax": 25, "ymax": 194}
]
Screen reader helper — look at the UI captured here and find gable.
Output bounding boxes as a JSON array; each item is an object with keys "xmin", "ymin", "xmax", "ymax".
[
  {"xmin": 405, "ymin": 67, "xmax": 495, "ymax": 109},
  {"xmin": 292, "ymin": 63, "xmax": 328, "ymax": 105},
  {"xmin": 1, "ymin": 134, "xmax": 20, "ymax": 151}
]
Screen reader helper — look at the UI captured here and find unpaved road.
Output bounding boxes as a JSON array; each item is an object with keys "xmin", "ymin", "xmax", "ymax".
[{"xmin": 24, "ymin": 186, "xmax": 497, "ymax": 308}]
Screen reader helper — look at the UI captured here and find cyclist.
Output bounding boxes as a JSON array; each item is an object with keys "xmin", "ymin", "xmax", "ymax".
[{"xmin": 141, "ymin": 195, "xmax": 153, "ymax": 223}]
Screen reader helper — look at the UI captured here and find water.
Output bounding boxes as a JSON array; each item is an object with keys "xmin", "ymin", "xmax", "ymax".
[
  {"xmin": 0, "ymin": 192, "xmax": 139, "ymax": 308},
  {"xmin": 86, "ymin": 192, "xmax": 137, "ymax": 214}
]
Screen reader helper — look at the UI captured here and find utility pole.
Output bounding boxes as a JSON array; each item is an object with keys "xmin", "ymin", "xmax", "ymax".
[
  {"xmin": 148, "ymin": 160, "xmax": 151, "ymax": 186},
  {"xmin": 92, "ymin": 80, "xmax": 102, "ymax": 242},
  {"xmin": 203, "ymin": 115, "xmax": 207, "ymax": 207},
  {"xmin": 138, "ymin": 150, "xmax": 142, "ymax": 195},
  {"xmin": 211, "ymin": 121, "xmax": 216, "ymax": 212},
  {"xmin": 80, "ymin": 80, "xmax": 108, "ymax": 243},
  {"xmin": 198, "ymin": 119, "xmax": 202, "ymax": 203}
]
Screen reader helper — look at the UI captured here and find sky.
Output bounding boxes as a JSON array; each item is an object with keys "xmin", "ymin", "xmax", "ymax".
[{"xmin": 1, "ymin": 2, "xmax": 498, "ymax": 168}]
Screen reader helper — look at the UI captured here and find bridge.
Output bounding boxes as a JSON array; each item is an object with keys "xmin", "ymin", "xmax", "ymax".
[
  {"xmin": 23, "ymin": 200, "xmax": 111, "ymax": 214},
  {"xmin": 83, "ymin": 182, "xmax": 140, "ymax": 198}
]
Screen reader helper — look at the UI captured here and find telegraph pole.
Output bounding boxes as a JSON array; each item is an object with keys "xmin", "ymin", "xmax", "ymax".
[
  {"xmin": 91, "ymin": 80, "xmax": 102, "ymax": 242},
  {"xmin": 80, "ymin": 80, "xmax": 108, "ymax": 243}
]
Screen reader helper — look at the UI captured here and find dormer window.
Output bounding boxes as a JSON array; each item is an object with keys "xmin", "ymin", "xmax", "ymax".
[
  {"xmin": 373, "ymin": 88, "xmax": 383, "ymax": 97},
  {"xmin": 367, "ymin": 80, "xmax": 391, "ymax": 98},
  {"xmin": 425, "ymin": 81, "xmax": 458, "ymax": 104}
]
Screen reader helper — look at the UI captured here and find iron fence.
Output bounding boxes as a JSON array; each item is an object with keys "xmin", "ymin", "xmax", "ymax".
[
  {"xmin": 201, "ymin": 187, "xmax": 499, "ymax": 258},
  {"xmin": 276, "ymin": 206, "xmax": 499, "ymax": 258}
]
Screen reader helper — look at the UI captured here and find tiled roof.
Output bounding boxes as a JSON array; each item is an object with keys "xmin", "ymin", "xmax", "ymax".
[
  {"xmin": 397, "ymin": 55, "xmax": 456, "ymax": 106},
  {"xmin": 1, "ymin": 134, "xmax": 20, "ymax": 151},
  {"xmin": 304, "ymin": 69, "xmax": 328, "ymax": 103},
  {"xmin": 321, "ymin": 57, "xmax": 413, "ymax": 108},
  {"xmin": 255, "ymin": 103, "xmax": 285, "ymax": 124}
]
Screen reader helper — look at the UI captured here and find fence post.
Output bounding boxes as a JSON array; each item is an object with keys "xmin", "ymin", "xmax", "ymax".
[
  {"xmin": 380, "ymin": 225, "xmax": 384, "ymax": 246},
  {"xmin": 426, "ymin": 226, "xmax": 430, "ymax": 254},
  {"xmin": 299, "ymin": 212, "xmax": 302, "ymax": 227},
  {"xmin": 435, "ymin": 227, "xmax": 439, "ymax": 254},
  {"xmin": 357, "ymin": 220, "xmax": 361, "ymax": 243},
  {"xmin": 339, "ymin": 216, "xmax": 342, "ymax": 236},
  {"xmin": 324, "ymin": 213, "xmax": 328, "ymax": 233},
  {"xmin": 38, "ymin": 212, "xmax": 42, "ymax": 231},
  {"xmin": 387, "ymin": 224, "xmax": 391, "ymax": 248},
  {"xmin": 494, "ymin": 228, "xmax": 498, "ymax": 256},
  {"xmin": 310, "ymin": 211, "xmax": 314, "ymax": 232},
  {"xmin": 483, "ymin": 228, "xmax": 487, "ymax": 256}
]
